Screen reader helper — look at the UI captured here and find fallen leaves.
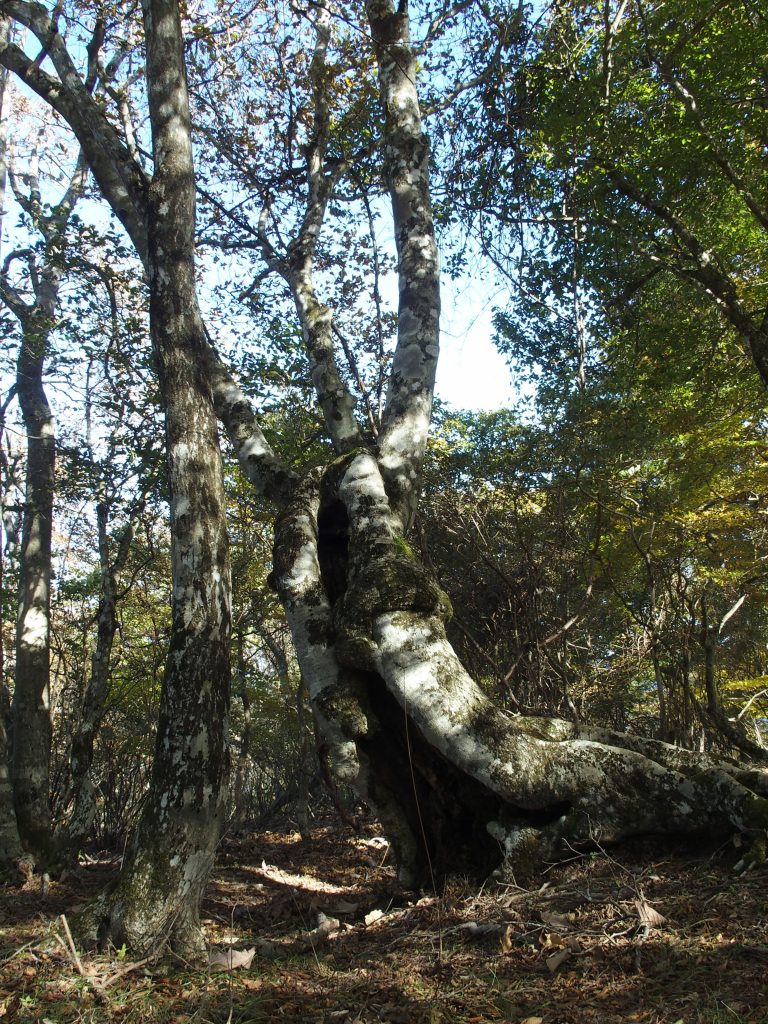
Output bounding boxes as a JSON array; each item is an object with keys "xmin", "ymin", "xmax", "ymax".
[
  {"xmin": 256, "ymin": 861, "xmax": 348, "ymax": 895},
  {"xmin": 2, "ymin": 819, "xmax": 767, "ymax": 1024},
  {"xmin": 540, "ymin": 910, "xmax": 573, "ymax": 931},
  {"xmin": 634, "ymin": 899, "xmax": 666, "ymax": 930},
  {"xmin": 207, "ymin": 947, "xmax": 256, "ymax": 971}
]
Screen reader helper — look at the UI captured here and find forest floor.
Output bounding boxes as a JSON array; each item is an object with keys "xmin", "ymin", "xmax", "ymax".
[{"xmin": 0, "ymin": 813, "xmax": 766, "ymax": 1024}]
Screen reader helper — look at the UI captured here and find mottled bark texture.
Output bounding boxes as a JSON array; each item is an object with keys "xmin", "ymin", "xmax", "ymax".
[
  {"xmin": 76, "ymin": 0, "xmax": 231, "ymax": 956},
  {"xmin": 366, "ymin": 1, "xmax": 440, "ymax": 531},
  {"xmin": 0, "ymin": 5, "xmax": 291, "ymax": 502},
  {"xmin": 0, "ymin": 144, "xmax": 86, "ymax": 866},
  {"xmin": 273, "ymin": 451, "xmax": 768, "ymax": 887},
  {"xmin": 249, "ymin": 4, "xmax": 362, "ymax": 455},
  {"xmin": 0, "ymin": 713, "xmax": 26, "ymax": 876},
  {"xmin": 0, "ymin": 0, "xmax": 294, "ymax": 954},
  {"xmin": 11, "ymin": 313, "xmax": 56, "ymax": 863},
  {"xmin": 4, "ymin": 0, "xmax": 767, "ymax": 940}
]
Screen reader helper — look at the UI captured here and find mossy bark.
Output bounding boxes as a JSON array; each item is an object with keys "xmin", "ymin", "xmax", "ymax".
[
  {"xmin": 75, "ymin": 0, "xmax": 231, "ymax": 957},
  {"xmin": 274, "ymin": 452, "xmax": 768, "ymax": 888}
]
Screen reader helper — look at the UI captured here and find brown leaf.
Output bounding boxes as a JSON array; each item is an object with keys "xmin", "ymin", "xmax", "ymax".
[
  {"xmin": 635, "ymin": 900, "xmax": 666, "ymax": 929},
  {"xmin": 208, "ymin": 947, "xmax": 256, "ymax": 971},
  {"xmin": 500, "ymin": 925, "xmax": 514, "ymax": 954},
  {"xmin": 541, "ymin": 931, "xmax": 567, "ymax": 949},
  {"xmin": 241, "ymin": 978, "xmax": 264, "ymax": 991},
  {"xmin": 364, "ymin": 909, "xmax": 385, "ymax": 927},
  {"xmin": 546, "ymin": 948, "xmax": 573, "ymax": 972}
]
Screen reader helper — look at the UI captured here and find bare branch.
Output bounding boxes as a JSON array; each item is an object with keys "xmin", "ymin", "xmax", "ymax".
[{"xmin": 0, "ymin": 0, "xmax": 150, "ymax": 262}]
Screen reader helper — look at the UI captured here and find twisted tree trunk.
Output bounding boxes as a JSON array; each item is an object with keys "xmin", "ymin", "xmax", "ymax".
[
  {"xmin": 3, "ymin": 0, "xmax": 767, "ymax": 955},
  {"xmin": 274, "ymin": 450, "xmax": 768, "ymax": 887}
]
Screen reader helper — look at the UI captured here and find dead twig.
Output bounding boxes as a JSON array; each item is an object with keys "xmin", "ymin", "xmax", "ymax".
[{"xmin": 58, "ymin": 914, "xmax": 110, "ymax": 1005}]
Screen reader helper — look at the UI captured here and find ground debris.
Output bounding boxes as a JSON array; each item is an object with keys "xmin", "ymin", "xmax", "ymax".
[{"xmin": 0, "ymin": 818, "xmax": 766, "ymax": 1023}]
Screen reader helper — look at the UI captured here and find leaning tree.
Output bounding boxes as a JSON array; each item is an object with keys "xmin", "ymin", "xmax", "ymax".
[{"xmin": 1, "ymin": 0, "xmax": 766, "ymax": 955}]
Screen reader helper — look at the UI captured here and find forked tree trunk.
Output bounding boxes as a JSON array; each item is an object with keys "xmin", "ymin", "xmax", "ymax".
[
  {"xmin": 273, "ymin": 451, "xmax": 768, "ymax": 887},
  {"xmin": 4, "ymin": 0, "xmax": 767, "ymax": 956}
]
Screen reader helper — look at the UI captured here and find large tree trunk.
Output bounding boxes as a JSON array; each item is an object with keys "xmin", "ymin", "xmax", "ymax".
[
  {"xmin": 4, "ymin": 0, "xmax": 767, "ymax": 947},
  {"xmin": 274, "ymin": 451, "xmax": 768, "ymax": 888},
  {"xmin": 75, "ymin": 0, "xmax": 231, "ymax": 956},
  {"xmin": 12, "ymin": 312, "xmax": 56, "ymax": 867},
  {"xmin": 0, "ymin": 0, "xmax": 290, "ymax": 955}
]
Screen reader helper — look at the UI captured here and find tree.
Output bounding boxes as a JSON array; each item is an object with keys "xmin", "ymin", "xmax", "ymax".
[
  {"xmin": 0, "ymin": 84, "xmax": 87, "ymax": 867},
  {"xmin": 0, "ymin": 15, "xmax": 24, "ymax": 874},
  {"xmin": 1, "ymin": 0, "xmax": 234, "ymax": 952},
  {"xmin": 448, "ymin": 0, "xmax": 768, "ymax": 390},
  {"xmin": 1, "ymin": 0, "xmax": 766, "ymax": 957}
]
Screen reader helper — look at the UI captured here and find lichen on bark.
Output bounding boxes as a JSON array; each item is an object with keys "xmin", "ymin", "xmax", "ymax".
[{"xmin": 276, "ymin": 448, "xmax": 768, "ymax": 887}]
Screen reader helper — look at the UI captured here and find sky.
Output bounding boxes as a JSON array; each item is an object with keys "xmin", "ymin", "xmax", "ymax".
[
  {"xmin": 0, "ymin": 20, "xmax": 523, "ymax": 424},
  {"xmin": 436, "ymin": 277, "xmax": 517, "ymax": 411}
]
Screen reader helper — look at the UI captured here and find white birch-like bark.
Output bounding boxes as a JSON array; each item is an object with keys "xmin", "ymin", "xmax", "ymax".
[
  {"xmin": 366, "ymin": 1, "xmax": 440, "ymax": 530},
  {"xmin": 76, "ymin": 0, "xmax": 235, "ymax": 956},
  {"xmin": 0, "ymin": 0, "xmax": 150, "ymax": 262},
  {"xmin": 4, "ymin": 0, "xmax": 767, "ymax": 908},
  {"xmin": 251, "ymin": 4, "xmax": 362, "ymax": 453},
  {"xmin": 0, "ymin": 0, "xmax": 295, "ymax": 505},
  {"xmin": 271, "ymin": 465, "xmax": 427, "ymax": 871}
]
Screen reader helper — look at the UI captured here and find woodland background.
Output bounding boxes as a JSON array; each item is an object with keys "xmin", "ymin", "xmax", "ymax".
[
  {"xmin": 0, "ymin": 0, "xmax": 767, "ymax": 1019},
  {"xmin": 2, "ymin": 0, "xmax": 767, "ymax": 844}
]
